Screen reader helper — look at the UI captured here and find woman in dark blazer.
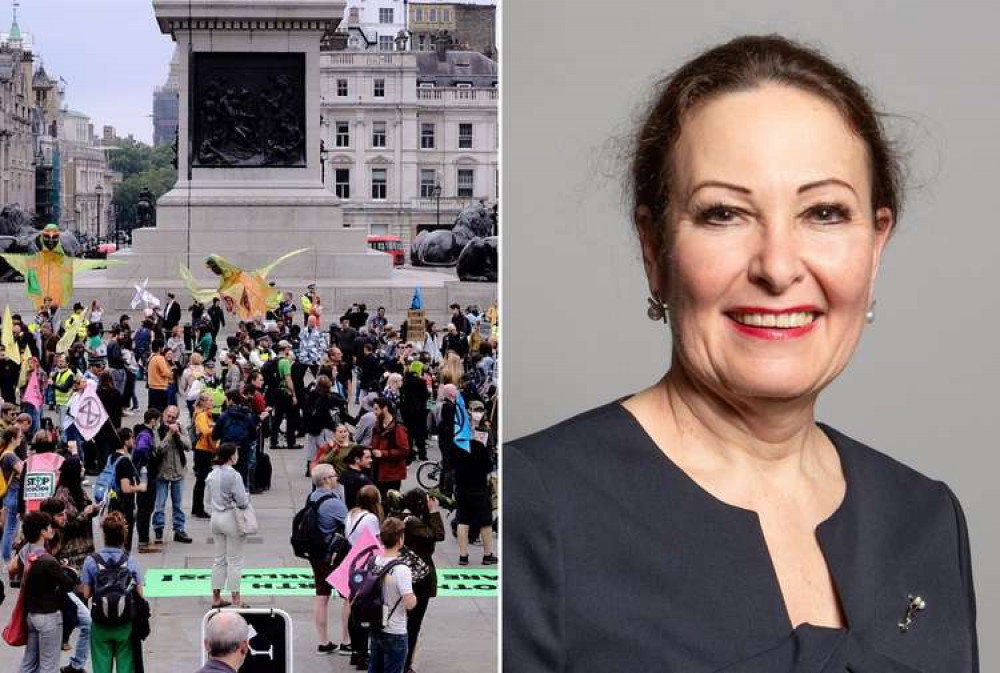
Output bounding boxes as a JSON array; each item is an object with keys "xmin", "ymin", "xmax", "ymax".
[{"xmin": 505, "ymin": 35, "xmax": 978, "ymax": 673}]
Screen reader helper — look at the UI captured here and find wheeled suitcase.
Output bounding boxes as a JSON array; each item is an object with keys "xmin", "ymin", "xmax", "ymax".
[{"xmin": 256, "ymin": 451, "xmax": 273, "ymax": 491}]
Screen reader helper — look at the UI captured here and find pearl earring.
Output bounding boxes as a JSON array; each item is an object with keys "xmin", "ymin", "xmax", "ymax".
[{"xmin": 865, "ymin": 299, "xmax": 877, "ymax": 324}]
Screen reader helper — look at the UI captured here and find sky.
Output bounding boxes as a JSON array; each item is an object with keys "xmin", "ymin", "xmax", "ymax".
[{"xmin": 12, "ymin": 0, "xmax": 175, "ymax": 144}]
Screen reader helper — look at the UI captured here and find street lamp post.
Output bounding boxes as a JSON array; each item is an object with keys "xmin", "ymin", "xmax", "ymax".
[
  {"xmin": 95, "ymin": 183, "xmax": 103, "ymax": 241},
  {"xmin": 432, "ymin": 183, "xmax": 442, "ymax": 229},
  {"xmin": 320, "ymin": 139, "xmax": 328, "ymax": 184}
]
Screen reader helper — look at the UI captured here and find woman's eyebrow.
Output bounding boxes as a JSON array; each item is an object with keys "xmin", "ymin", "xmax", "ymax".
[
  {"xmin": 798, "ymin": 178, "xmax": 857, "ymax": 196},
  {"xmin": 690, "ymin": 180, "xmax": 752, "ymax": 196}
]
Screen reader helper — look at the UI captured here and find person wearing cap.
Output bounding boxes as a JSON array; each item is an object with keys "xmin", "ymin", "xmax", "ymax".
[
  {"xmin": 269, "ymin": 340, "xmax": 300, "ymax": 450},
  {"xmin": 162, "ymin": 292, "xmax": 182, "ymax": 332},
  {"xmin": 83, "ymin": 352, "xmax": 107, "ymax": 384},
  {"xmin": 301, "ymin": 285, "xmax": 317, "ymax": 326},
  {"xmin": 63, "ymin": 302, "xmax": 90, "ymax": 342}
]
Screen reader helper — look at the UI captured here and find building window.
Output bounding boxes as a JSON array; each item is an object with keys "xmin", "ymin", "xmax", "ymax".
[
  {"xmin": 458, "ymin": 123, "xmax": 473, "ymax": 149},
  {"xmin": 443, "ymin": 8, "xmax": 451, "ymax": 22},
  {"xmin": 457, "ymin": 169, "xmax": 474, "ymax": 198},
  {"xmin": 415, "ymin": 7, "xmax": 423, "ymax": 21},
  {"xmin": 421, "ymin": 123, "xmax": 435, "ymax": 149},
  {"xmin": 335, "ymin": 168, "xmax": 350, "ymax": 199},
  {"xmin": 373, "ymin": 78, "xmax": 385, "ymax": 97},
  {"xmin": 379, "ymin": 35, "xmax": 394, "ymax": 51},
  {"xmin": 456, "ymin": 82, "xmax": 472, "ymax": 88},
  {"xmin": 420, "ymin": 169, "xmax": 437, "ymax": 198},
  {"xmin": 371, "ymin": 168, "xmax": 387, "ymax": 200},
  {"xmin": 429, "ymin": 8, "xmax": 437, "ymax": 21},
  {"xmin": 335, "ymin": 122, "xmax": 350, "ymax": 148},
  {"xmin": 418, "ymin": 34, "xmax": 427, "ymax": 50},
  {"xmin": 379, "ymin": 8, "xmax": 394, "ymax": 23},
  {"xmin": 337, "ymin": 79, "xmax": 348, "ymax": 97},
  {"xmin": 418, "ymin": 82, "xmax": 435, "ymax": 88},
  {"xmin": 372, "ymin": 121, "xmax": 387, "ymax": 148},
  {"xmin": 370, "ymin": 223, "xmax": 390, "ymax": 236}
]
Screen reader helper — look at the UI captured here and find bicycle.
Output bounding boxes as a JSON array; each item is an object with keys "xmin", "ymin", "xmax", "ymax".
[{"xmin": 416, "ymin": 459, "xmax": 442, "ymax": 490}]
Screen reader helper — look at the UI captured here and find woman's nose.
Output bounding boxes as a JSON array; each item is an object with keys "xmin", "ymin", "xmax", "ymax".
[{"xmin": 747, "ymin": 221, "xmax": 806, "ymax": 294}]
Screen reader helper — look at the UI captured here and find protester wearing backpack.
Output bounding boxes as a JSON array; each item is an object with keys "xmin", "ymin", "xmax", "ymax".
[
  {"xmin": 344, "ymin": 484, "xmax": 383, "ymax": 666},
  {"xmin": 81, "ymin": 511, "xmax": 144, "ymax": 673},
  {"xmin": 204, "ymin": 442, "xmax": 251, "ymax": 609},
  {"xmin": 10, "ymin": 511, "xmax": 76, "ymax": 673},
  {"xmin": 302, "ymin": 376, "xmax": 339, "ymax": 478},
  {"xmin": 302, "ymin": 464, "xmax": 348, "ymax": 655},
  {"xmin": 351, "ymin": 517, "xmax": 416, "ymax": 673},
  {"xmin": 103, "ymin": 428, "xmax": 145, "ymax": 553},
  {"xmin": 212, "ymin": 391, "xmax": 258, "ymax": 489}
]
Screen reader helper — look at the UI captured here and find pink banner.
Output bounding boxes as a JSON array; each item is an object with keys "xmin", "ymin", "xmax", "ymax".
[{"xmin": 327, "ymin": 527, "xmax": 384, "ymax": 598}]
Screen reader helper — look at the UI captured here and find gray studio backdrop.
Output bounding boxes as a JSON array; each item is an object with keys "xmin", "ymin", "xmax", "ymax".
[{"xmin": 503, "ymin": 0, "xmax": 998, "ymax": 661}]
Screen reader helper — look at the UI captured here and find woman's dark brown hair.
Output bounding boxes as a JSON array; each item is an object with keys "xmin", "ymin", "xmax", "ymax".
[{"xmin": 631, "ymin": 34, "xmax": 903, "ymax": 257}]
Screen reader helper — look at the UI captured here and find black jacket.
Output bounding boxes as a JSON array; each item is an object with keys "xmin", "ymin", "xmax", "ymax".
[
  {"xmin": 162, "ymin": 300, "xmax": 182, "ymax": 330},
  {"xmin": 505, "ymin": 403, "xmax": 978, "ymax": 673}
]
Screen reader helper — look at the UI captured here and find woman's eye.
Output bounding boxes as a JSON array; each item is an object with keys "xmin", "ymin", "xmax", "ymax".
[
  {"xmin": 696, "ymin": 205, "xmax": 741, "ymax": 226},
  {"xmin": 807, "ymin": 204, "xmax": 850, "ymax": 224}
]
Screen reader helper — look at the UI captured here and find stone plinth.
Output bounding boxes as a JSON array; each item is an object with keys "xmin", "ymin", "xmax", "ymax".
[{"xmin": 110, "ymin": 0, "xmax": 391, "ymax": 284}]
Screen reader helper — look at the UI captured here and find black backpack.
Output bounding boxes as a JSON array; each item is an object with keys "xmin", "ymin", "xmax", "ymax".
[
  {"xmin": 89, "ymin": 552, "xmax": 135, "ymax": 626},
  {"xmin": 348, "ymin": 551, "xmax": 405, "ymax": 633},
  {"xmin": 290, "ymin": 493, "xmax": 338, "ymax": 560},
  {"xmin": 261, "ymin": 357, "xmax": 281, "ymax": 402}
]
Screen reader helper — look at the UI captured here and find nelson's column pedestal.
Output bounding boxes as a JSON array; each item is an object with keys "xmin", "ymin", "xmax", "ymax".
[
  {"xmin": 26, "ymin": 0, "xmax": 498, "ymax": 326},
  {"xmin": 107, "ymin": 0, "xmax": 391, "ymax": 282}
]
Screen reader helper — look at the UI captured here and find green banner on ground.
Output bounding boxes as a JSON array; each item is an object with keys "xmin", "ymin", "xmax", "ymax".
[{"xmin": 143, "ymin": 567, "xmax": 497, "ymax": 598}]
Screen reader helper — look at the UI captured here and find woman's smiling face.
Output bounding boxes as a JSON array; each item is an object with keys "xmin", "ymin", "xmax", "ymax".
[{"xmin": 648, "ymin": 84, "xmax": 893, "ymax": 402}]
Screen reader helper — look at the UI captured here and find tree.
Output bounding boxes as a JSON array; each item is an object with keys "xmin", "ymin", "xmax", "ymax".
[{"xmin": 109, "ymin": 139, "xmax": 177, "ymax": 234}]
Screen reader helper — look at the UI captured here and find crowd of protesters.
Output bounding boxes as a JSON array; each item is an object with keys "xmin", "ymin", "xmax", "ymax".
[{"xmin": 0, "ymin": 288, "xmax": 498, "ymax": 673}]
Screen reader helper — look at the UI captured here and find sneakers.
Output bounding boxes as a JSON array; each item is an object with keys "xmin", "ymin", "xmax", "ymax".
[
  {"xmin": 154, "ymin": 531, "xmax": 164, "ymax": 545},
  {"xmin": 482, "ymin": 554, "xmax": 498, "ymax": 565},
  {"xmin": 338, "ymin": 644, "xmax": 354, "ymax": 656},
  {"xmin": 317, "ymin": 642, "xmax": 337, "ymax": 654},
  {"xmin": 61, "ymin": 666, "xmax": 85, "ymax": 673},
  {"xmin": 458, "ymin": 555, "xmax": 469, "ymax": 566},
  {"xmin": 174, "ymin": 531, "xmax": 193, "ymax": 543}
]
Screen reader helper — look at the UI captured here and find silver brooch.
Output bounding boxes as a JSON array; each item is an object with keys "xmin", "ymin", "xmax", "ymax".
[{"xmin": 897, "ymin": 595, "xmax": 926, "ymax": 632}]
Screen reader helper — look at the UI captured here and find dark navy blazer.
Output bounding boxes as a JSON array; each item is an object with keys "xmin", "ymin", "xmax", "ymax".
[{"xmin": 504, "ymin": 403, "xmax": 978, "ymax": 673}]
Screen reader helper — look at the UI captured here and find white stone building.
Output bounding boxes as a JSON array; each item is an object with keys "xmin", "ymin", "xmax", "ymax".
[
  {"xmin": 319, "ymin": 45, "xmax": 497, "ymax": 247},
  {"xmin": 0, "ymin": 16, "xmax": 35, "ymax": 211},
  {"xmin": 58, "ymin": 108, "xmax": 117, "ymax": 237},
  {"xmin": 338, "ymin": 0, "xmax": 409, "ymax": 52}
]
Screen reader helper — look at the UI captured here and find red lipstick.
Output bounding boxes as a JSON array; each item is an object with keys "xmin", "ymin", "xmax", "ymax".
[{"xmin": 726, "ymin": 306, "xmax": 822, "ymax": 341}]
